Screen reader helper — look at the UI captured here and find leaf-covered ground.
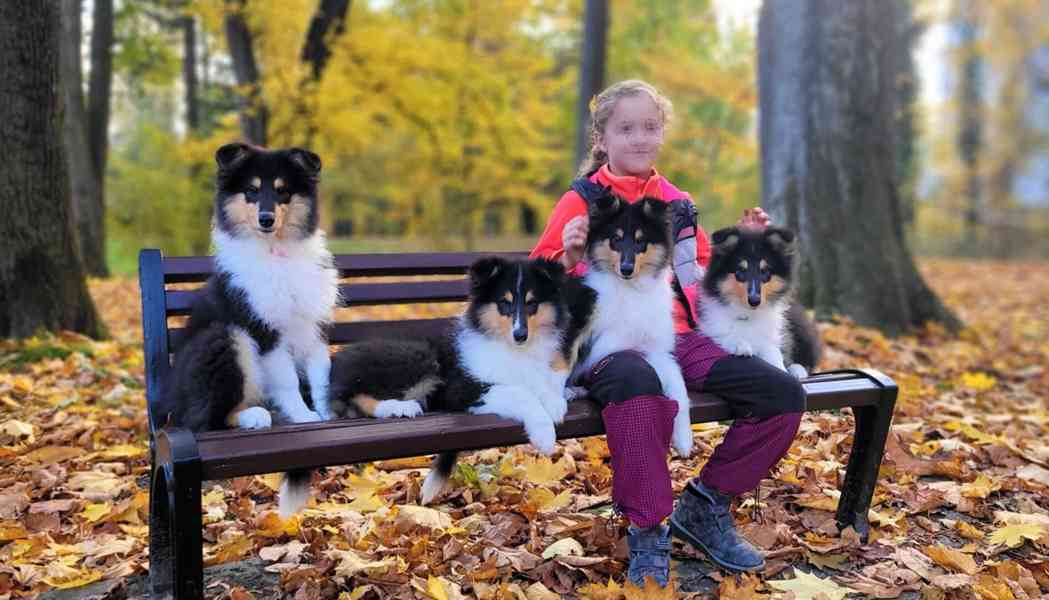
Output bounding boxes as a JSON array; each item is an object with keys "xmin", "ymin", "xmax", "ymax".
[{"xmin": 1, "ymin": 259, "xmax": 1047, "ymax": 599}]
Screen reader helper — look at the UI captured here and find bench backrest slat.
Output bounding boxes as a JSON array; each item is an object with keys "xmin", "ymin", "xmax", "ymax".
[
  {"xmin": 164, "ymin": 280, "xmax": 472, "ymax": 316},
  {"xmin": 166, "ymin": 317, "xmax": 457, "ymax": 349}
]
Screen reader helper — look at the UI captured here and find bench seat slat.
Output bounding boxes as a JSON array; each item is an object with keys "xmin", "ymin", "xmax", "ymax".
[{"xmin": 195, "ymin": 376, "xmax": 882, "ymax": 480}]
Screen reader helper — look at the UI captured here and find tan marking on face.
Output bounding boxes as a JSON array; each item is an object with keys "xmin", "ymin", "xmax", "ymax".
[
  {"xmin": 525, "ymin": 292, "xmax": 535, "ymax": 303},
  {"xmin": 274, "ymin": 203, "xmax": 289, "ymax": 239},
  {"xmin": 251, "ymin": 177, "xmax": 261, "ymax": 189},
  {"xmin": 634, "ymin": 230, "xmax": 643, "ymax": 243},
  {"xmin": 631, "ymin": 244, "xmax": 665, "ymax": 279},
  {"xmin": 223, "ymin": 193, "xmax": 258, "ymax": 234},
  {"xmin": 274, "ymin": 177, "xmax": 285, "ymax": 190},
  {"xmin": 760, "ymin": 259, "xmax": 768, "ymax": 270},
  {"xmin": 503, "ymin": 291, "xmax": 513, "ymax": 303},
  {"xmin": 351, "ymin": 394, "xmax": 380, "ymax": 417},
  {"xmin": 615, "ymin": 228, "xmax": 624, "ymax": 240},
  {"xmin": 527, "ymin": 302, "xmax": 559, "ymax": 340},
  {"xmin": 720, "ymin": 277, "xmax": 749, "ymax": 307},
  {"xmin": 739, "ymin": 259, "xmax": 749, "ymax": 270},
  {"xmin": 589, "ymin": 240, "xmax": 619, "ymax": 273},
  {"xmin": 278, "ymin": 194, "xmax": 312, "ymax": 239},
  {"xmin": 766, "ymin": 275, "xmax": 788, "ymax": 302},
  {"xmin": 477, "ymin": 304, "xmax": 511, "ymax": 340}
]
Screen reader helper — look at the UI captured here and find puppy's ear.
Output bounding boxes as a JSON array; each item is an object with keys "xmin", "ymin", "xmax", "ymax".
[
  {"xmin": 764, "ymin": 227, "xmax": 796, "ymax": 254},
  {"xmin": 640, "ymin": 197, "xmax": 669, "ymax": 221},
  {"xmin": 288, "ymin": 148, "xmax": 322, "ymax": 179},
  {"xmin": 468, "ymin": 256, "xmax": 506, "ymax": 292},
  {"xmin": 215, "ymin": 143, "xmax": 252, "ymax": 171},
  {"xmin": 532, "ymin": 258, "xmax": 566, "ymax": 285},
  {"xmin": 711, "ymin": 227, "xmax": 741, "ymax": 254},
  {"xmin": 587, "ymin": 187, "xmax": 620, "ymax": 220}
]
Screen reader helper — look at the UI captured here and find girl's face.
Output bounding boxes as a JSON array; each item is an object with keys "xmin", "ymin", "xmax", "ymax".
[{"xmin": 598, "ymin": 93, "xmax": 665, "ymax": 178}]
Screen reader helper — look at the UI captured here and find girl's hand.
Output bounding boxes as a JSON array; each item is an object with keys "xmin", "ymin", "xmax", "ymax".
[
  {"xmin": 562, "ymin": 215, "xmax": 589, "ymax": 269},
  {"xmin": 739, "ymin": 207, "xmax": 772, "ymax": 230}
]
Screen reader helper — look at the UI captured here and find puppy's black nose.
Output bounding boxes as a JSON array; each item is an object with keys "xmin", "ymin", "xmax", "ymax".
[
  {"xmin": 620, "ymin": 262, "xmax": 635, "ymax": 277},
  {"xmin": 513, "ymin": 328, "xmax": 528, "ymax": 343},
  {"xmin": 258, "ymin": 212, "xmax": 275, "ymax": 229},
  {"xmin": 748, "ymin": 294, "xmax": 762, "ymax": 307}
]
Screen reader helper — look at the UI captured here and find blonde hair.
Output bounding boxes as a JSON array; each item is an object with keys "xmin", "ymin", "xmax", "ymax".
[{"xmin": 577, "ymin": 79, "xmax": 674, "ymax": 177}]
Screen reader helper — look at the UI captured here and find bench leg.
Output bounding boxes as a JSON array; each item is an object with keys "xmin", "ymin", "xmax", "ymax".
[
  {"xmin": 835, "ymin": 383, "xmax": 897, "ymax": 542},
  {"xmin": 150, "ymin": 428, "xmax": 203, "ymax": 600}
]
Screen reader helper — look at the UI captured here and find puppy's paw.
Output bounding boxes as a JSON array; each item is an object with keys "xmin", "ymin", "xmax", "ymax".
[
  {"xmin": 374, "ymin": 399, "xmax": 424, "ymax": 418},
  {"xmin": 525, "ymin": 418, "xmax": 557, "ymax": 456},
  {"xmin": 672, "ymin": 415, "xmax": 694, "ymax": 458},
  {"xmin": 787, "ymin": 364, "xmax": 809, "ymax": 380},
  {"xmin": 236, "ymin": 406, "xmax": 272, "ymax": 429}
]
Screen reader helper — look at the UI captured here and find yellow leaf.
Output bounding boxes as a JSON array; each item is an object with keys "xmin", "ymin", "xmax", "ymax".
[
  {"xmin": 988, "ymin": 523, "xmax": 1047, "ymax": 548},
  {"xmin": 578, "ymin": 578, "xmax": 624, "ymax": 600},
  {"xmin": 972, "ymin": 574, "xmax": 1016, "ymax": 600},
  {"xmin": 80, "ymin": 502, "xmax": 112, "ymax": 523},
  {"xmin": 520, "ymin": 456, "xmax": 570, "ymax": 486},
  {"xmin": 961, "ymin": 475, "xmax": 1002, "ymax": 499},
  {"xmin": 347, "ymin": 491, "xmax": 386, "ymax": 513},
  {"xmin": 395, "ymin": 505, "xmax": 453, "ymax": 531},
  {"xmin": 204, "ymin": 534, "xmax": 254, "ymax": 567},
  {"xmin": 525, "ymin": 582, "xmax": 561, "ymax": 600},
  {"xmin": 427, "ymin": 575, "xmax": 450, "ymax": 600},
  {"xmin": 960, "ymin": 372, "xmax": 996, "ymax": 392},
  {"xmin": 0, "ymin": 521, "xmax": 29, "ymax": 541},
  {"xmin": 327, "ymin": 548, "xmax": 398, "ymax": 577},
  {"xmin": 95, "ymin": 444, "xmax": 146, "ymax": 460},
  {"xmin": 924, "ymin": 545, "xmax": 978, "ymax": 575},
  {"xmin": 717, "ymin": 573, "xmax": 768, "ymax": 599},
  {"xmin": 42, "ymin": 565, "xmax": 104, "ymax": 590},
  {"xmin": 956, "ymin": 521, "xmax": 985, "ymax": 540},
  {"xmin": 256, "ymin": 511, "xmax": 301, "ymax": 538},
  {"xmin": 21, "ymin": 445, "xmax": 85, "ymax": 464},
  {"xmin": 766, "ymin": 570, "xmax": 853, "ymax": 600},
  {"xmin": 526, "ymin": 487, "xmax": 572, "ymax": 512},
  {"xmin": 623, "ymin": 575, "xmax": 678, "ymax": 600}
]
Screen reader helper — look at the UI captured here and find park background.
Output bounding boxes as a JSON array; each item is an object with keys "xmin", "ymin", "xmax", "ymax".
[{"xmin": 1, "ymin": 0, "xmax": 1048, "ymax": 599}]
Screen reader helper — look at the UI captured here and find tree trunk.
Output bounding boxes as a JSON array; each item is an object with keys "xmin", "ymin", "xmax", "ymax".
[
  {"xmin": 955, "ymin": 0, "xmax": 982, "ymax": 247},
  {"xmin": 301, "ymin": 0, "xmax": 351, "ymax": 81},
  {"xmin": 758, "ymin": 0, "xmax": 961, "ymax": 336},
  {"xmin": 182, "ymin": 15, "xmax": 200, "ymax": 132},
  {"xmin": 0, "ymin": 1, "xmax": 104, "ymax": 339},
  {"xmin": 225, "ymin": 0, "xmax": 267, "ymax": 145},
  {"xmin": 575, "ymin": 0, "xmax": 608, "ymax": 170}
]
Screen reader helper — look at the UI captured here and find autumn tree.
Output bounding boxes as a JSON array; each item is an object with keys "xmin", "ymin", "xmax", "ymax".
[
  {"xmin": 575, "ymin": 0, "xmax": 607, "ymax": 169},
  {"xmin": 0, "ymin": 1, "xmax": 104, "ymax": 338},
  {"xmin": 759, "ymin": 0, "xmax": 961, "ymax": 335}
]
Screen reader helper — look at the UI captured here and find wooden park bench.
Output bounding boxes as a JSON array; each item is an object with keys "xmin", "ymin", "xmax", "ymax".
[{"xmin": 138, "ymin": 248, "xmax": 898, "ymax": 600}]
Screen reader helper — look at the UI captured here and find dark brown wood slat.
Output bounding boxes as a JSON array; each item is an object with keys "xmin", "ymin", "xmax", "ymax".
[
  {"xmin": 167, "ymin": 317, "xmax": 457, "ymax": 349},
  {"xmin": 165, "ymin": 280, "xmax": 470, "ymax": 316},
  {"xmin": 161, "ymin": 251, "xmax": 530, "ymax": 283},
  {"xmin": 195, "ymin": 375, "xmax": 883, "ymax": 480}
]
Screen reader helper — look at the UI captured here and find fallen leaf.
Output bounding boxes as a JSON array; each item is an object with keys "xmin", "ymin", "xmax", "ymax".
[
  {"xmin": 21, "ymin": 445, "xmax": 85, "ymax": 464},
  {"xmin": 542, "ymin": 537, "xmax": 584, "ymax": 559},
  {"xmin": 924, "ymin": 545, "xmax": 978, "ymax": 575},
  {"xmin": 395, "ymin": 504, "xmax": 453, "ymax": 531},
  {"xmin": 988, "ymin": 523, "xmax": 1047, "ymax": 548},
  {"xmin": 766, "ymin": 570, "xmax": 853, "ymax": 600}
]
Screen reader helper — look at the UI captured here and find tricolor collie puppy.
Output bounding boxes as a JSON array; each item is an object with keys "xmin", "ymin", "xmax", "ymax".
[
  {"xmin": 698, "ymin": 226, "xmax": 820, "ymax": 377},
  {"xmin": 417, "ymin": 257, "xmax": 595, "ymax": 503},
  {"xmin": 579, "ymin": 193, "xmax": 694, "ymax": 458},
  {"xmin": 160, "ymin": 144, "xmax": 338, "ymax": 432}
]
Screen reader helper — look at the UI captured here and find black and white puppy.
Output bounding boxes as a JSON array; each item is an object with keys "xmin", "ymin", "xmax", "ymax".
[
  {"xmin": 698, "ymin": 226, "xmax": 820, "ymax": 377},
  {"xmin": 577, "ymin": 193, "xmax": 694, "ymax": 458},
  {"xmin": 160, "ymin": 143, "xmax": 338, "ymax": 433}
]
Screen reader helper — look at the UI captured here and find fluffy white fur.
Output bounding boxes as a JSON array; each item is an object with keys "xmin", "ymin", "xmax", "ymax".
[
  {"xmin": 581, "ymin": 266, "xmax": 694, "ymax": 457},
  {"xmin": 213, "ymin": 228, "xmax": 340, "ymax": 423},
  {"xmin": 698, "ymin": 294, "xmax": 807, "ymax": 378},
  {"xmin": 456, "ymin": 319, "xmax": 568, "ymax": 455}
]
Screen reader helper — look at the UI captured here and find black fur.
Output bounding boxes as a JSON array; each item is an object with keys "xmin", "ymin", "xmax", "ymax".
[
  {"xmin": 177, "ymin": 273, "xmax": 280, "ymax": 355},
  {"xmin": 328, "ymin": 339, "xmax": 443, "ymax": 417},
  {"xmin": 158, "ymin": 323, "xmax": 244, "ymax": 431},
  {"xmin": 586, "ymin": 192, "xmax": 672, "ymax": 277}
]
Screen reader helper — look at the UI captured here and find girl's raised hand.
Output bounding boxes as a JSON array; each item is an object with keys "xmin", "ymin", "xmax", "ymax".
[
  {"xmin": 562, "ymin": 215, "xmax": 589, "ymax": 269},
  {"xmin": 739, "ymin": 207, "xmax": 772, "ymax": 230}
]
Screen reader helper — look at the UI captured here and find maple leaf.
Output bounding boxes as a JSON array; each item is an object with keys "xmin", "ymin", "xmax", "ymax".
[
  {"xmin": 961, "ymin": 475, "xmax": 1002, "ymax": 498},
  {"xmin": 766, "ymin": 570, "xmax": 854, "ymax": 600},
  {"xmin": 346, "ymin": 491, "xmax": 386, "ymax": 513},
  {"xmin": 519, "ymin": 455, "xmax": 571, "ymax": 486},
  {"xmin": 526, "ymin": 487, "xmax": 572, "ymax": 512},
  {"xmin": 623, "ymin": 576, "xmax": 677, "ymax": 600},
  {"xmin": 959, "ymin": 371, "xmax": 996, "ymax": 392},
  {"xmin": 987, "ymin": 523, "xmax": 1047, "ymax": 548},
  {"xmin": 717, "ymin": 573, "xmax": 768, "ymax": 599}
]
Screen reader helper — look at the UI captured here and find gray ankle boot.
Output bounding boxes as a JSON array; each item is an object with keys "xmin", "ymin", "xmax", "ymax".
[
  {"xmin": 626, "ymin": 523, "xmax": 671, "ymax": 587},
  {"xmin": 669, "ymin": 479, "xmax": 765, "ymax": 572}
]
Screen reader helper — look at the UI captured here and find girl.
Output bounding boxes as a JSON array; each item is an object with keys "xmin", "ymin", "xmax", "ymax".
[{"xmin": 530, "ymin": 80, "xmax": 805, "ymax": 586}]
